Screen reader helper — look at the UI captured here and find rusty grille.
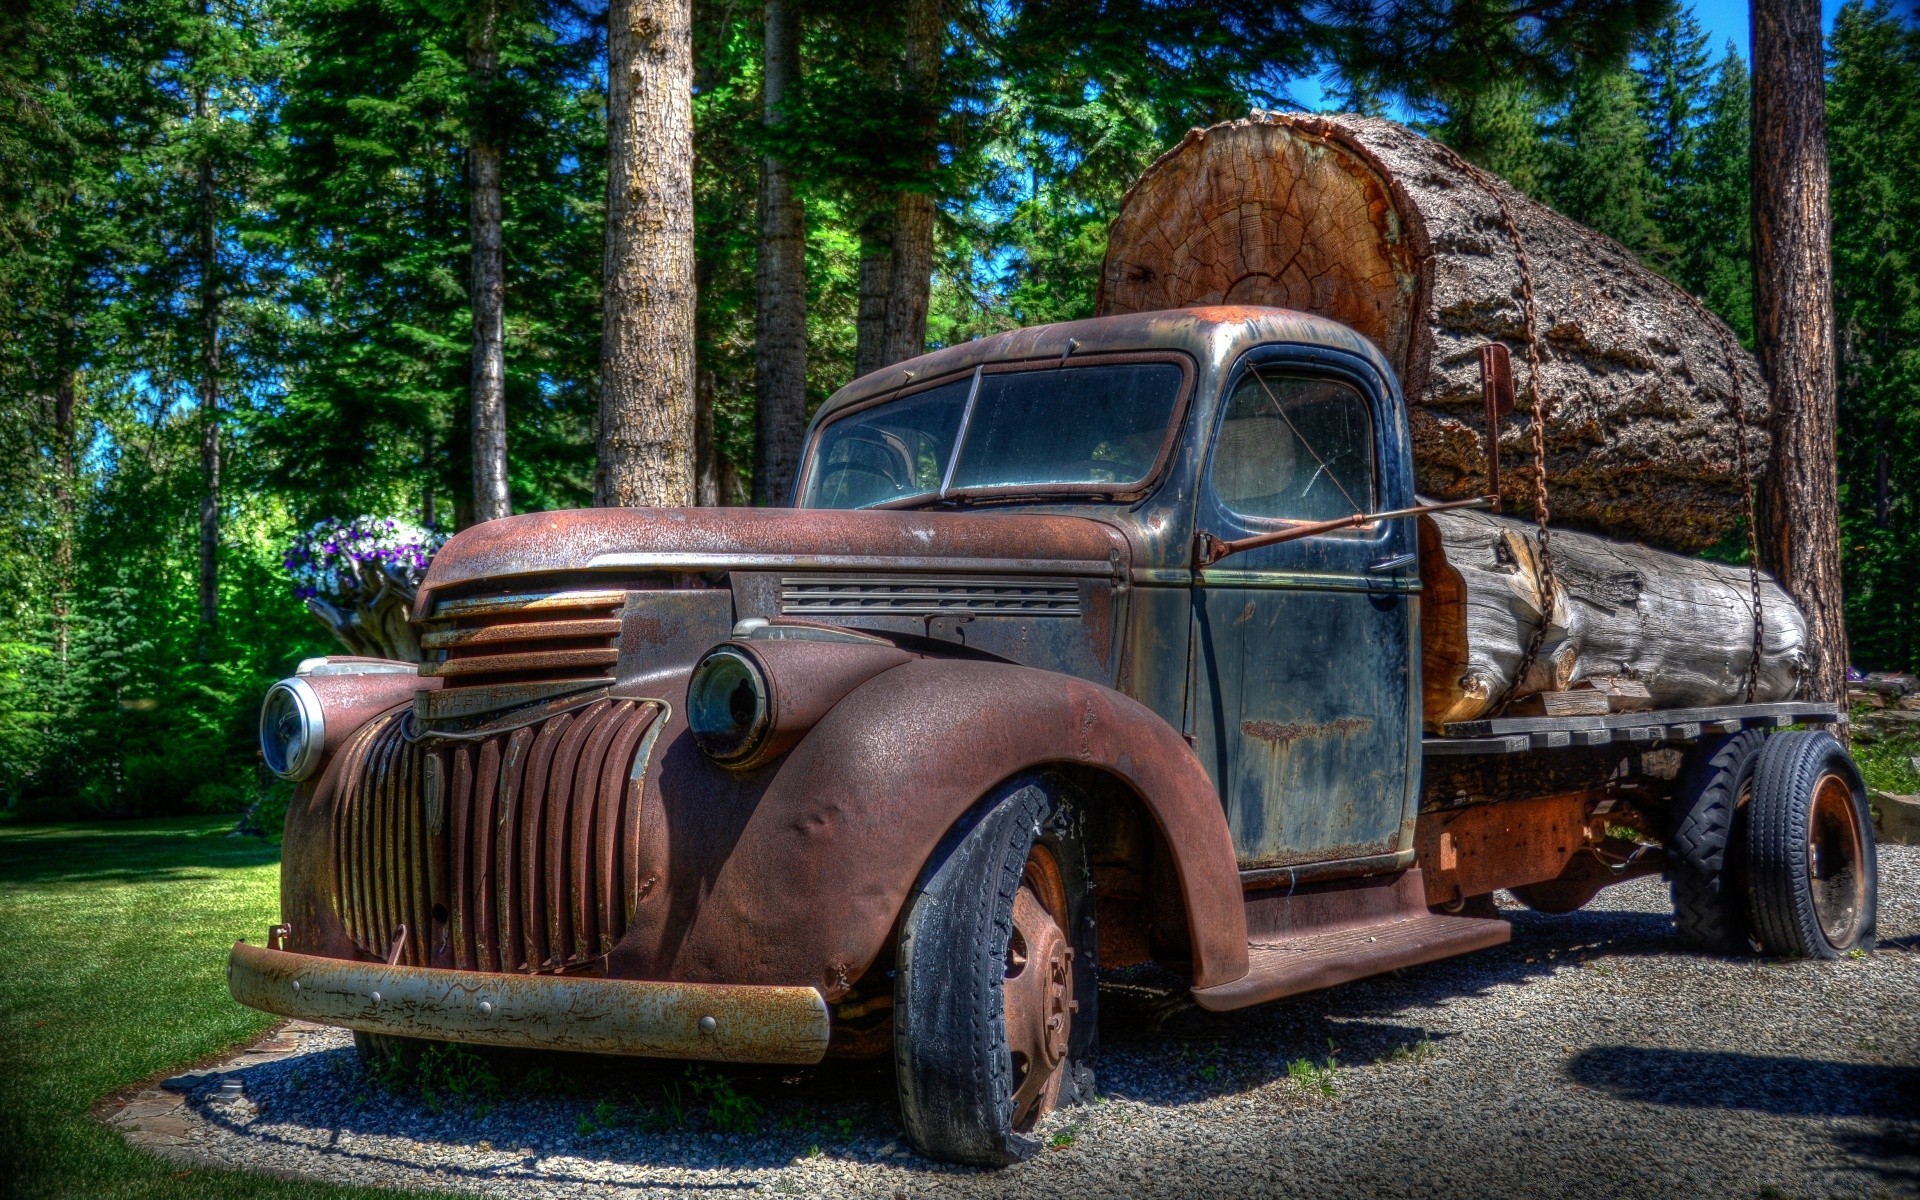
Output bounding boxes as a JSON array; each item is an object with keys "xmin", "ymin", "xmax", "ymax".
[
  {"xmin": 779, "ymin": 576, "xmax": 1082, "ymax": 616},
  {"xmin": 419, "ymin": 589, "xmax": 627, "ymax": 689},
  {"xmin": 333, "ymin": 700, "xmax": 664, "ymax": 973}
]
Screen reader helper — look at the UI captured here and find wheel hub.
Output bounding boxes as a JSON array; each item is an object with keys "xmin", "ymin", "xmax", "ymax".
[
  {"xmin": 1807, "ymin": 772, "xmax": 1867, "ymax": 947},
  {"xmin": 1003, "ymin": 849, "xmax": 1075, "ymax": 1130}
]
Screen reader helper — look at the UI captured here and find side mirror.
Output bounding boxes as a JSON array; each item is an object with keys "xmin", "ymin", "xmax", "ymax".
[{"xmin": 1480, "ymin": 343, "xmax": 1514, "ymax": 512}]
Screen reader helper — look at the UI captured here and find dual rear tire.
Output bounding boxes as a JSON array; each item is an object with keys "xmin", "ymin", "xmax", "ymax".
[{"xmin": 1670, "ymin": 729, "xmax": 1877, "ymax": 958}]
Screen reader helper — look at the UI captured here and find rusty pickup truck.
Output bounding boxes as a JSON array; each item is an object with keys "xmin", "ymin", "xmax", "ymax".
[{"xmin": 234, "ymin": 307, "xmax": 1877, "ymax": 1165}]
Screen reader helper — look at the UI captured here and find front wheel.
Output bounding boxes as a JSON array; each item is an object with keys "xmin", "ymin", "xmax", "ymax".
[
  {"xmin": 1745, "ymin": 731, "xmax": 1877, "ymax": 958},
  {"xmin": 893, "ymin": 775, "xmax": 1096, "ymax": 1166}
]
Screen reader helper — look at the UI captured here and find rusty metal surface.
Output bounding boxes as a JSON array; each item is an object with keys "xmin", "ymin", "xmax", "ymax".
[
  {"xmin": 704, "ymin": 638, "xmax": 915, "ymax": 768},
  {"xmin": 299, "ymin": 673, "xmax": 439, "ymax": 766},
  {"xmin": 329, "ymin": 701, "xmax": 662, "ymax": 972},
  {"xmin": 613, "ymin": 657, "xmax": 1249, "ymax": 995},
  {"xmin": 1415, "ymin": 791, "xmax": 1591, "ymax": 906},
  {"xmin": 416, "ymin": 508, "xmax": 1132, "ymax": 611},
  {"xmin": 227, "ymin": 941, "xmax": 830, "ymax": 1064}
]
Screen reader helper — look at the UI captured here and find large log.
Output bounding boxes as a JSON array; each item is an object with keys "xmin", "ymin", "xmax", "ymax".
[
  {"xmin": 1418, "ymin": 507, "xmax": 1809, "ymax": 728},
  {"xmin": 1098, "ymin": 112, "xmax": 1768, "ymax": 553}
]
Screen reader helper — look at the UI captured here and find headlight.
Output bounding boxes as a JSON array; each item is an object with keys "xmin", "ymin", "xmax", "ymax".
[
  {"xmin": 260, "ymin": 677, "xmax": 326, "ymax": 781},
  {"xmin": 687, "ymin": 646, "xmax": 771, "ymax": 764}
]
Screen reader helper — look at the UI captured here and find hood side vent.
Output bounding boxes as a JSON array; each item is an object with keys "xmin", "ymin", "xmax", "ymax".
[{"xmin": 779, "ymin": 575, "xmax": 1082, "ymax": 617}]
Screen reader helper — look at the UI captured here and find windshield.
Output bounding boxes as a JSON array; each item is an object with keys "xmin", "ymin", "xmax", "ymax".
[{"xmin": 799, "ymin": 359, "xmax": 1186, "ymax": 509}]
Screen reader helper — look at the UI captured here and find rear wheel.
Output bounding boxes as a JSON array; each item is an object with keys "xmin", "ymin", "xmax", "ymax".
[
  {"xmin": 1668, "ymin": 729, "xmax": 1766, "ymax": 952},
  {"xmin": 894, "ymin": 775, "xmax": 1096, "ymax": 1166},
  {"xmin": 1746, "ymin": 731, "xmax": 1877, "ymax": 958}
]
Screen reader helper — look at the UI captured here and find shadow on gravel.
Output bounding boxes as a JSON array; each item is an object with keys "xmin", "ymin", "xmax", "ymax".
[
  {"xmin": 1567, "ymin": 1046, "xmax": 1920, "ymax": 1190},
  {"xmin": 1566, "ymin": 1046, "xmax": 1920, "ymax": 1119}
]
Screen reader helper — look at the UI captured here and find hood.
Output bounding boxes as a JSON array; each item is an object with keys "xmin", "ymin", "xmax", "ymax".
[{"xmin": 417, "ymin": 506, "xmax": 1132, "ymax": 614}]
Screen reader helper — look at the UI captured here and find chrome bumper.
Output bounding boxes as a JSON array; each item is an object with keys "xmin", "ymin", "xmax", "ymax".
[{"xmin": 226, "ymin": 942, "xmax": 832, "ymax": 1064}]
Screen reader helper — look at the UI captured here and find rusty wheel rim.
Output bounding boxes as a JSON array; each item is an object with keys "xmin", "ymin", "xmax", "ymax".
[
  {"xmin": 1003, "ymin": 844, "xmax": 1074, "ymax": 1132},
  {"xmin": 1807, "ymin": 772, "xmax": 1868, "ymax": 948}
]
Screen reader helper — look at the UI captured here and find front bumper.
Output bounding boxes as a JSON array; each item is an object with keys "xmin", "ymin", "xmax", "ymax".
[{"xmin": 226, "ymin": 942, "xmax": 832, "ymax": 1064}]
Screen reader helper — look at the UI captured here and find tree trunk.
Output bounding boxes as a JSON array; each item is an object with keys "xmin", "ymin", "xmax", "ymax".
[
  {"xmin": 753, "ymin": 0, "xmax": 807, "ymax": 506},
  {"xmin": 1419, "ymin": 507, "xmax": 1810, "ymax": 728},
  {"xmin": 52, "ymin": 366, "xmax": 74, "ymax": 662},
  {"xmin": 598, "ymin": 0, "xmax": 696, "ymax": 508},
  {"xmin": 694, "ymin": 361, "xmax": 720, "ymax": 506},
  {"xmin": 854, "ymin": 219, "xmax": 893, "ymax": 378},
  {"xmin": 1752, "ymin": 0, "xmax": 1846, "ymax": 706},
  {"xmin": 876, "ymin": 0, "xmax": 941, "ymax": 369},
  {"xmin": 1099, "ymin": 112, "xmax": 1770, "ymax": 554},
  {"xmin": 195, "ymin": 68, "xmax": 220, "ymax": 656},
  {"xmin": 469, "ymin": 0, "xmax": 512, "ymax": 524}
]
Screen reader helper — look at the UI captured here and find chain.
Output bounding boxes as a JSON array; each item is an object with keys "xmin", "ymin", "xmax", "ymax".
[{"xmin": 1431, "ymin": 144, "xmax": 1555, "ymax": 714}]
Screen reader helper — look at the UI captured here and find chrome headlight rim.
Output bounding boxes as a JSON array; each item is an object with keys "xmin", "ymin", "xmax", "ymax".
[
  {"xmin": 687, "ymin": 645, "xmax": 771, "ymax": 764},
  {"xmin": 260, "ymin": 676, "xmax": 326, "ymax": 781}
]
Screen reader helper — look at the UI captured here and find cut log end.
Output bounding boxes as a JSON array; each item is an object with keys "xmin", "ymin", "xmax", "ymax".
[{"xmin": 1100, "ymin": 112, "xmax": 1768, "ymax": 554}]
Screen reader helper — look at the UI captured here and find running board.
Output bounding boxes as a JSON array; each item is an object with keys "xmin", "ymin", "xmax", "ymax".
[{"xmin": 1189, "ymin": 869, "xmax": 1511, "ymax": 1012}]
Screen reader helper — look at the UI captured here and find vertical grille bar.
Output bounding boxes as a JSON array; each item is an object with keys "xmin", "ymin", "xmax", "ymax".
[
  {"xmin": 542, "ymin": 700, "xmax": 606, "ymax": 968},
  {"xmin": 470, "ymin": 738, "xmax": 503, "ymax": 972},
  {"xmin": 596, "ymin": 704, "xmax": 653, "ymax": 953},
  {"xmin": 424, "ymin": 749, "xmax": 449, "ymax": 966},
  {"xmin": 568, "ymin": 702, "xmax": 626, "ymax": 963},
  {"xmin": 449, "ymin": 744, "xmax": 475, "ymax": 970},
  {"xmin": 518, "ymin": 711, "xmax": 571, "ymax": 972},
  {"xmin": 495, "ymin": 727, "xmax": 533, "ymax": 972}
]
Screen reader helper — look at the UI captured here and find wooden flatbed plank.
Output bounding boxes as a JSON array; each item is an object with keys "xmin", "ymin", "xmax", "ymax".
[
  {"xmin": 1422, "ymin": 734, "xmax": 1532, "ymax": 756},
  {"xmin": 1438, "ymin": 701, "xmax": 1839, "ymax": 740}
]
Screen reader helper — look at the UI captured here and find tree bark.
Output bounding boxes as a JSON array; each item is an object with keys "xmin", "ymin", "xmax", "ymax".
[
  {"xmin": 1752, "ymin": 0, "xmax": 1846, "ymax": 705},
  {"xmin": 469, "ymin": 0, "xmax": 512, "ymax": 524},
  {"xmin": 1099, "ymin": 113, "xmax": 1770, "ymax": 554},
  {"xmin": 598, "ymin": 0, "xmax": 696, "ymax": 508},
  {"xmin": 195, "ymin": 62, "xmax": 220, "ymax": 656},
  {"xmin": 752, "ymin": 0, "xmax": 807, "ymax": 506},
  {"xmin": 876, "ymin": 0, "xmax": 941, "ymax": 369},
  {"xmin": 854, "ymin": 218, "xmax": 893, "ymax": 378},
  {"xmin": 1419, "ymin": 507, "xmax": 1809, "ymax": 728}
]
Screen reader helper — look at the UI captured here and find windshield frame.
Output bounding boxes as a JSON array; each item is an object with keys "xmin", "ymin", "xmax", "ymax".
[{"xmin": 795, "ymin": 350, "xmax": 1196, "ymax": 510}]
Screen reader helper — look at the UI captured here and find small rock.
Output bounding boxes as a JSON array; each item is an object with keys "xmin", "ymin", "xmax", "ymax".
[{"xmin": 1870, "ymin": 790, "xmax": 1920, "ymax": 846}]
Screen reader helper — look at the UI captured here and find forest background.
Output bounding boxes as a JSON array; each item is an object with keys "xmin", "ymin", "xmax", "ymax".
[{"xmin": 2, "ymin": 0, "xmax": 1917, "ymax": 819}]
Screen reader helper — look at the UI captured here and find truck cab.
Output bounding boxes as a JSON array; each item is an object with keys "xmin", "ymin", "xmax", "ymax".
[{"xmin": 234, "ymin": 307, "xmax": 1873, "ymax": 1166}]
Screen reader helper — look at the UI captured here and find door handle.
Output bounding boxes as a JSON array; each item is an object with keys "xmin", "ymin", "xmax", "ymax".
[{"xmin": 1367, "ymin": 552, "xmax": 1417, "ymax": 573}]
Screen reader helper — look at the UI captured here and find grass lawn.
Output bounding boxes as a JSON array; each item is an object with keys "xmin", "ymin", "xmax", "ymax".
[{"xmin": 0, "ymin": 815, "xmax": 424, "ymax": 1200}]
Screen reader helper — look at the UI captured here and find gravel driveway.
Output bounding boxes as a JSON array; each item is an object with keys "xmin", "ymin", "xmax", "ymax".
[{"xmin": 109, "ymin": 845, "xmax": 1920, "ymax": 1199}]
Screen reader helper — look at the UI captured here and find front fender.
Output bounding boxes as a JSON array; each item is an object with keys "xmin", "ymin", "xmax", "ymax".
[{"xmin": 612, "ymin": 659, "xmax": 1249, "ymax": 995}]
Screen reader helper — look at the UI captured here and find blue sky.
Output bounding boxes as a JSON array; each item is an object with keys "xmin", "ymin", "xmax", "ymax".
[{"xmin": 1286, "ymin": 1, "xmax": 1849, "ymax": 111}]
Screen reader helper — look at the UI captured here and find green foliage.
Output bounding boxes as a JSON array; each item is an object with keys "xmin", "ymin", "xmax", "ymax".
[
  {"xmin": 1829, "ymin": 1, "xmax": 1920, "ymax": 673},
  {"xmin": 1546, "ymin": 65, "xmax": 1666, "ymax": 260}
]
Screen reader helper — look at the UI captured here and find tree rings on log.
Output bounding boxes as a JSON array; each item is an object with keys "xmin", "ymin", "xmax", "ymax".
[{"xmin": 1099, "ymin": 112, "xmax": 1768, "ymax": 553}]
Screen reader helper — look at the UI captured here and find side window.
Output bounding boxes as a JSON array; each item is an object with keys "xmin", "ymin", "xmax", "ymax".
[{"xmin": 1209, "ymin": 371, "xmax": 1377, "ymax": 523}]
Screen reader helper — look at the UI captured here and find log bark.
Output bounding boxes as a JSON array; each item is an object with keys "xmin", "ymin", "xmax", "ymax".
[
  {"xmin": 598, "ymin": 0, "xmax": 696, "ymax": 508},
  {"xmin": 1418, "ymin": 507, "xmax": 1809, "ymax": 728},
  {"xmin": 1752, "ymin": 0, "xmax": 1846, "ymax": 706},
  {"xmin": 753, "ymin": 0, "xmax": 807, "ymax": 506},
  {"xmin": 469, "ymin": 0, "xmax": 511, "ymax": 524},
  {"xmin": 1098, "ymin": 112, "xmax": 1769, "ymax": 554}
]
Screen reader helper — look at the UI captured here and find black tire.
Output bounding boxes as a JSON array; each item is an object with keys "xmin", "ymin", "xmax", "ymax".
[
  {"xmin": 1746, "ymin": 731, "xmax": 1878, "ymax": 958},
  {"xmin": 1668, "ymin": 728, "xmax": 1766, "ymax": 952},
  {"xmin": 894, "ymin": 774, "xmax": 1097, "ymax": 1166}
]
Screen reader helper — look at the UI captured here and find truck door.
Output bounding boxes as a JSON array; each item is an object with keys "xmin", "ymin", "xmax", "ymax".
[{"xmin": 1187, "ymin": 348, "xmax": 1420, "ymax": 873}]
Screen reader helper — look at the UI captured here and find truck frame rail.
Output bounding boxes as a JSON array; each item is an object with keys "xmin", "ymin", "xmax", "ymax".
[{"xmin": 1422, "ymin": 701, "xmax": 1843, "ymax": 757}]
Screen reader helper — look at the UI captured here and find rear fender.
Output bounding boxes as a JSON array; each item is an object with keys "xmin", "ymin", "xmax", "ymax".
[{"xmin": 616, "ymin": 658, "xmax": 1249, "ymax": 995}]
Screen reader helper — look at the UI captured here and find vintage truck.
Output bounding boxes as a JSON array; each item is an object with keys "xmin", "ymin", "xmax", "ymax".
[{"xmin": 233, "ymin": 307, "xmax": 1878, "ymax": 1165}]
